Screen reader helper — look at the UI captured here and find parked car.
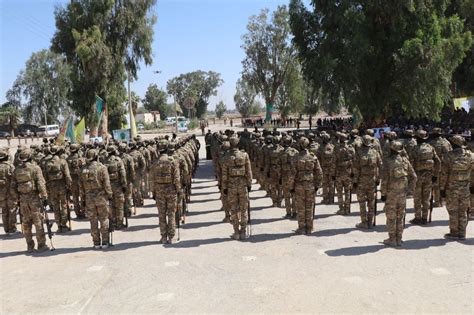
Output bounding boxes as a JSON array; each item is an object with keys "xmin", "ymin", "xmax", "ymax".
[
  {"xmin": 165, "ymin": 117, "xmax": 176, "ymax": 125},
  {"xmin": 16, "ymin": 124, "xmax": 39, "ymax": 137},
  {"xmin": 177, "ymin": 117, "xmax": 190, "ymax": 132},
  {"xmin": 0, "ymin": 131, "xmax": 11, "ymax": 138},
  {"xmin": 37, "ymin": 124, "xmax": 60, "ymax": 137},
  {"xmin": 137, "ymin": 123, "xmax": 145, "ymax": 131}
]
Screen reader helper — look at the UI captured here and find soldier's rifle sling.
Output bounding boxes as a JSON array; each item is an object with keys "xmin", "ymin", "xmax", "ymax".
[
  {"xmin": 429, "ymin": 186, "xmax": 434, "ymax": 223},
  {"xmin": 41, "ymin": 203, "xmax": 55, "ymax": 251},
  {"xmin": 373, "ymin": 182, "xmax": 377, "ymax": 227},
  {"xmin": 247, "ymin": 199, "xmax": 252, "ymax": 237}
]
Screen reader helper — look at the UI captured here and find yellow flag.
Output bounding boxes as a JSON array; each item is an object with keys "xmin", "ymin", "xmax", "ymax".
[
  {"xmin": 75, "ymin": 117, "xmax": 86, "ymax": 143},
  {"xmin": 130, "ymin": 111, "xmax": 137, "ymax": 138}
]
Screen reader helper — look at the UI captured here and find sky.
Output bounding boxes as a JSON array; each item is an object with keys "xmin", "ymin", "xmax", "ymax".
[{"xmin": 0, "ymin": 0, "xmax": 293, "ymax": 110}]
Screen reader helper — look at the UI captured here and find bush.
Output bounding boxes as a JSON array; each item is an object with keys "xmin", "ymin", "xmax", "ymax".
[{"xmin": 188, "ymin": 118, "xmax": 199, "ymax": 130}]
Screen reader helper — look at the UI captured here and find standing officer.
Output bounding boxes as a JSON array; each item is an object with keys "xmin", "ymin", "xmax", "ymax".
[
  {"xmin": 291, "ymin": 137, "xmax": 323, "ymax": 235},
  {"xmin": 80, "ymin": 149, "xmax": 113, "ymax": 249},
  {"xmin": 317, "ymin": 132, "xmax": 335, "ymax": 204},
  {"xmin": 440, "ymin": 135, "xmax": 473, "ymax": 240},
  {"xmin": 221, "ymin": 136, "xmax": 252, "ymax": 240},
  {"xmin": 429, "ymin": 127, "xmax": 452, "ymax": 207},
  {"xmin": 381, "ymin": 141, "xmax": 417, "ymax": 246},
  {"xmin": 334, "ymin": 132, "xmax": 355, "ymax": 215},
  {"xmin": 104, "ymin": 145, "xmax": 127, "ymax": 229},
  {"xmin": 149, "ymin": 140, "xmax": 181, "ymax": 244},
  {"xmin": 11, "ymin": 149, "xmax": 49, "ymax": 252},
  {"xmin": 0, "ymin": 148, "xmax": 17, "ymax": 234},
  {"xmin": 353, "ymin": 135, "xmax": 383, "ymax": 229},
  {"xmin": 280, "ymin": 136, "xmax": 299, "ymax": 218}
]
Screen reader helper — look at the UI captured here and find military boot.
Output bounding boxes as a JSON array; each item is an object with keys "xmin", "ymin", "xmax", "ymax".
[
  {"xmin": 410, "ymin": 218, "xmax": 423, "ymax": 225},
  {"xmin": 396, "ymin": 237, "xmax": 403, "ymax": 247},
  {"xmin": 444, "ymin": 233, "xmax": 459, "ymax": 240},
  {"xmin": 295, "ymin": 227, "xmax": 305, "ymax": 235},
  {"xmin": 240, "ymin": 230, "xmax": 248, "ymax": 240},
  {"xmin": 231, "ymin": 225, "xmax": 240, "ymax": 240},
  {"xmin": 168, "ymin": 236, "xmax": 177, "ymax": 244},
  {"xmin": 383, "ymin": 238, "xmax": 397, "ymax": 247},
  {"xmin": 159, "ymin": 235, "xmax": 167, "ymax": 244},
  {"xmin": 367, "ymin": 216, "xmax": 374, "ymax": 228},
  {"xmin": 222, "ymin": 216, "xmax": 230, "ymax": 223},
  {"xmin": 27, "ymin": 241, "xmax": 35, "ymax": 253},
  {"xmin": 356, "ymin": 221, "xmax": 369, "ymax": 229},
  {"xmin": 336, "ymin": 209, "xmax": 345, "ymax": 215},
  {"xmin": 37, "ymin": 244, "xmax": 50, "ymax": 252}
]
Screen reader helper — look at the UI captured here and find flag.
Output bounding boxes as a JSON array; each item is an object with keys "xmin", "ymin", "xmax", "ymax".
[
  {"xmin": 75, "ymin": 117, "xmax": 86, "ymax": 143},
  {"xmin": 66, "ymin": 118, "xmax": 76, "ymax": 143},
  {"xmin": 453, "ymin": 97, "xmax": 473, "ymax": 112},
  {"xmin": 56, "ymin": 116, "xmax": 74, "ymax": 145},
  {"xmin": 96, "ymin": 95, "xmax": 104, "ymax": 127}
]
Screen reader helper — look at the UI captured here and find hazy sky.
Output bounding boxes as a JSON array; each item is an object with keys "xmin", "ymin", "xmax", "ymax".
[{"xmin": 0, "ymin": 0, "xmax": 293, "ymax": 109}]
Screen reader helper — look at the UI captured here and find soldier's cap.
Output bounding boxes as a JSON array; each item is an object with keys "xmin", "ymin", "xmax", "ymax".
[
  {"xmin": 307, "ymin": 133, "xmax": 315, "ymax": 140},
  {"xmin": 450, "ymin": 135, "xmax": 465, "ymax": 147},
  {"xmin": 229, "ymin": 136, "xmax": 239, "ymax": 147},
  {"xmin": 431, "ymin": 127, "xmax": 442, "ymax": 135},
  {"xmin": 336, "ymin": 132, "xmax": 348, "ymax": 141},
  {"xmin": 85, "ymin": 149, "xmax": 98, "ymax": 161},
  {"xmin": 0, "ymin": 148, "xmax": 8, "ymax": 159},
  {"xmin": 158, "ymin": 139, "xmax": 169, "ymax": 151},
  {"xmin": 299, "ymin": 137, "xmax": 310, "ymax": 149},
  {"xmin": 386, "ymin": 131, "xmax": 397, "ymax": 140},
  {"xmin": 282, "ymin": 135, "xmax": 292, "ymax": 145},
  {"xmin": 70, "ymin": 144, "xmax": 80, "ymax": 152},
  {"xmin": 350, "ymin": 129, "xmax": 359, "ymax": 136},
  {"xmin": 18, "ymin": 149, "xmax": 32, "ymax": 162},
  {"xmin": 106, "ymin": 145, "xmax": 117, "ymax": 153},
  {"xmin": 365, "ymin": 129, "xmax": 375, "ymax": 136},
  {"xmin": 265, "ymin": 135, "xmax": 273, "ymax": 142},
  {"xmin": 220, "ymin": 141, "xmax": 230, "ymax": 149},
  {"xmin": 416, "ymin": 129, "xmax": 429, "ymax": 140},
  {"xmin": 49, "ymin": 145, "xmax": 60, "ymax": 155},
  {"xmin": 30, "ymin": 144, "xmax": 38, "ymax": 149},
  {"xmin": 403, "ymin": 129, "xmax": 414, "ymax": 136},
  {"xmin": 321, "ymin": 133, "xmax": 331, "ymax": 141},
  {"xmin": 390, "ymin": 141, "xmax": 404, "ymax": 153},
  {"xmin": 118, "ymin": 142, "xmax": 128, "ymax": 151},
  {"xmin": 362, "ymin": 135, "xmax": 374, "ymax": 147}
]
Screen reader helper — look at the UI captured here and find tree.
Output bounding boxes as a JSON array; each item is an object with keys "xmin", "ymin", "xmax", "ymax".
[
  {"xmin": 166, "ymin": 71, "xmax": 223, "ymax": 118},
  {"xmin": 275, "ymin": 59, "xmax": 305, "ymax": 119},
  {"xmin": 290, "ymin": 0, "xmax": 472, "ymax": 126},
  {"xmin": 234, "ymin": 78, "xmax": 257, "ymax": 118},
  {"xmin": 7, "ymin": 49, "xmax": 72, "ymax": 124},
  {"xmin": 215, "ymin": 101, "xmax": 227, "ymax": 119},
  {"xmin": 52, "ymin": 0, "xmax": 157, "ymax": 134},
  {"xmin": 0, "ymin": 104, "xmax": 21, "ymax": 136},
  {"xmin": 142, "ymin": 84, "xmax": 169, "ymax": 117},
  {"xmin": 241, "ymin": 6, "xmax": 296, "ymax": 121}
]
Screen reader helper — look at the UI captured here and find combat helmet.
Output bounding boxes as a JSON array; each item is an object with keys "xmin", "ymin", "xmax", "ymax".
[
  {"xmin": 299, "ymin": 137, "xmax": 310, "ymax": 150},
  {"xmin": 18, "ymin": 149, "xmax": 32, "ymax": 162},
  {"xmin": 265, "ymin": 135, "xmax": 273, "ymax": 144},
  {"xmin": 390, "ymin": 141, "xmax": 404, "ymax": 153},
  {"xmin": 431, "ymin": 127, "xmax": 442, "ymax": 135},
  {"xmin": 158, "ymin": 139, "xmax": 169, "ymax": 153},
  {"xmin": 70, "ymin": 144, "xmax": 80, "ymax": 153},
  {"xmin": 0, "ymin": 148, "xmax": 8, "ymax": 160},
  {"xmin": 450, "ymin": 135, "xmax": 465, "ymax": 147},
  {"xmin": 282, "ymin": 136, "xmax": 292, "ymax": 147},
  {"xmin": 416, "ymin": 130, "xmax": 429, "ymax": 140},
  {"xmin": 85, "ymin": 149, "xmax": 98, "ymax": 162},
  {"xmin": 362, "ymin": 135, "xmax": 374, "ymax": 147},
  {"xmin": 229, "ymin": 136, "xmax": 239, "ymax": 148},
  {"xmin": 106, "ymin": 145, "xmax": 117, "ymax": 155},
  {"xmin": 49, "ymin": 145, "xmax": 60, "ymax": 155}
]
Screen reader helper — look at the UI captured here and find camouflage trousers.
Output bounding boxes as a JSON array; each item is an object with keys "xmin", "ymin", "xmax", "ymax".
[
  {"xmin": 85, "ymin": 194, "xmax": 109, "ymax": 246},
  {"xmin": 321, "ymin": 171, "xmax": 334, "ymax": 203},
  {"xmin": 1, "ymin": 200, "xmax": 17, "ymax": 233},
  {"xmin": 47, "ymin": 182, "xmax": 68, "ymax": 227},
  {"xmin": 141, "ymin": 169, "xmax": 150, "ymax": 198},
  {"xmin": 124, "ymin": 182, "xmax": 133, "ymax": 216},
  {"xmin": 356, "ymin": 176, "xmax": 376, "ymax": 225},
  {"xmin": 336, "ymin": 175, "xmax": 352, "ymax": 213},
  {"xmin": 269, "ymin": 172, "xmax": 282, "ymax": 206},
  {"xmin": 445, "ymin": 182, "xmax": 469, "ymax": 237},
  {"xmin": 70, "ymin": 176, "xmax": 83, "ymax": 217},
  {"xmin": 155, "ymin": 185, "xmax": 177, "ymax": 237},
  {"xmin": 19, "ymin": 195, "xmax": 46, "ymax": 248},
  {"xmin": 228, "ymin": 186, "xmax": 249, "ymax": 233},
  {"xmin": 384, "ymin": 190, "xmax": 407, "ymax": 241},
  {"xmin": 294, "ymin": 183, "xmax": 316, "ymax": 231},
  {"xmin": 220, "ymin": 188, "xmax": 231, "ymax": 220},
  {"xmin": 133, "ymin": 172, "xmax": 144, "ymax": 206},
  {"xmin": 432, "ymin": 177, "xmax": 443, "ymax": 207},
  {"xmin": 414, "ymin": 171, "xmax": 433, "ymax": 220},
  {"xmin": 110, "ymin": 182, "xmax": 125, "ymax": 227},
  {"xmin": 282, "ymin": 174, "xmax": 294, "ymax": 215}
]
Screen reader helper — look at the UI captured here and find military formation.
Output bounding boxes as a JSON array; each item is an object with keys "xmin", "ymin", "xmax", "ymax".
[
  {"xmin": 0, "ymin": 134, "xmax": 200, "ymax": 252},
  {"xmin": 208, "ymin": 127, "xmax": 473, "ymax": 246}
]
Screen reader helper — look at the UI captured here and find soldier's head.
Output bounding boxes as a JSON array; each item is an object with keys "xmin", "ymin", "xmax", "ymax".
[
  {"xmin": 18, "ymin": 148, "xmax": 32, "ymax": 163},
  {"xmin": 229, "ymin": 136, "xmax": 239, "ymax": 149},
  {"xmin": 365, "ymin": 129, "xmax": 375, "ymax": 137},
  {"xmin": 107, "ymin": 145, "xmax": 117, "ymax": 156},
  {"xmin": 307, "ymin": 133, "xmax": 315, "ymax": 142},
  {"xmin": 450, "ymin": 135, "xmax": 465, "ymax": 149},
  {"xmin": 30, "ymin": 144, "xmax": 38, "ymax": 150},
  {"xmin": 220, "ymin": 141, "xmax": 230, "ymax": 151},
  {"xmin": 118, "ymin": 142, "xmax": 128, "ymax": 154},
  {"xmin": 272, "ymin": 136, "xmax": 280, "ymax": 145},
  {"xmin": 431, "ymin": 127, "xmax": 442, "ymax": 138},
  {"xmin": 85, "ymin": 149, "xmax": 98, "ymax": 162},
  {"xmin": 265, "ymin": 135, "xmax": 273, "ymax": 144},
  {"xmin": 336, "ymin": 132, "xmax": 348, "ymax": 143},
  {"xmin": 403, "ymin": 129, "xmax": 414, "ymax": 139},
  {"xmin": 362, "ymin": 135, "xmax": 374, "ymax": 147},
  {"xmin": 350, "ymin": 129, "xmax": 359, "ymax": 139},
  {"xmin": 390, "ymin": 141, "xmax": 404, "ymax": 155},
  {"xmin": 385, "ymin": 131, "xmax": 397, "ymax": 141},
  {"xmin": 168, "ymin": 142, "xmax": 176, "ymax": 154},
  {"xmin": 282, "ymin": 136, "xmax": 292, "ymax": 148},
  {"xmin": 49, "ymin": 145, "xmax": 61, "ymax": 156},
  {"xmin": 0, "ymin": 148, "xmax": 8, "ymax": 161},
  {"xmin": 299, "ymin": 137, "xmax": 310, "ymax": 151},
  {"xmin": 70, "ymin": 144, "xmax": 80, "ymax": 153},
  {"xmin": 321, "ymin": 132, "xmax": 331, "ymax": 144},
  {"xmin": 416, "ymin": 129, "xmax": 429, "ymax": 143},
  {"xmin": 158, "ymin": 139, "xmax": 169, "ymax": 154}
]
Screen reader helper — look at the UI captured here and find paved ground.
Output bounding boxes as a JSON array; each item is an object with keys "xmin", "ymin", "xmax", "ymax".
[{"xmin": 1, "ymin": 127, "xmax": 473, "ymax": 314}]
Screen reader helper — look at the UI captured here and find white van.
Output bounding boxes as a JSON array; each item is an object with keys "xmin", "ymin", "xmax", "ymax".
[
  {"xmin": 37, "ymin": 125, "xmax": 60, "ymax": 137},
  {"xmin": 165, "ymin": 117, "xmax": 176, "ymax": 125}
]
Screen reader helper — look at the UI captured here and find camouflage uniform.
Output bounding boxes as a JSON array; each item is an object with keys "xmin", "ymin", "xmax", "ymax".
[
  {"xmin": 119, "ymin": 143, "xmax": 135, "ymax": 216},
  {"xmin": 66, "ymin": 144, "xmax": 86, "ymax": 218},
  {"xmin": 429, "ymin": 128, "xmax": 452, "ymax": 207},
  {"xmin": 130, "ymin": 143, "xmax": 146, "ymax": 207},
  {"xmin": 104, "ymin": 146, "xmax": 127, "ymax": 229},
  {"xmin": 269, "ymin": 137, "xmax": 283, "ymax": 207},
  {"xmin": 292, "ymin": 137, "xmax": 323, "ymax": 234},
  {"xmin": 43, "ymin": 146, "xmax": 72, "ymax": 231},
  {"xmin": 280, "ymin": 136, "xmax": 299, "ymax": 217},
  {"xmin": 175, "ymin": 145, "xmax": 189, "ymax": 223},
  {"xmin": 80, "ymin": 149, "xmax": 113, "ymax": 248},
  {"xmin": 353, "ymin": 135, "xmax": 383, "ymax": 228},
  {"xmin": 221, "ymin": 136, "xmax": 252, "ymax": 240},
  {"xmin": 11, "ymin": 149, "xmax": 49, "ymax": 252},
  {"xmin": 334, "ymin": 133, "xmax": 355, "ymax": 214},
  {"xmin": 0, "ymin": 149, "xmax": 17, "ymax": 233},
  {"xmin": 317, "ymin": 133, "xmax": 336, "ymax": 204},
  {"xmin": 381, "ymin": 141, "xmax": 417, "ymax": 246},
  {"xmin": 149, "ymin": 141, "xmax": 181, "ymax": 244},
  {"xmin": 410, "ymin": 130, "xmax": 440, "ymax": 224},
  {"xmin": 440, "ymin": 136, "xmax": 473, "ymax": 240},
  {"xmin": 217, "ymin": 140, "xmax": 231, "ymax": 222}
]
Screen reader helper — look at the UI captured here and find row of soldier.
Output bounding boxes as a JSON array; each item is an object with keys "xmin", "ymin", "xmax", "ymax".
[
  {"xmin": 0, "ymin": 134, "xmax": 200, "ymax": 252},
  {"xmin": 208, "ymin": 128, "xmax": 472, "ymax": 246}
]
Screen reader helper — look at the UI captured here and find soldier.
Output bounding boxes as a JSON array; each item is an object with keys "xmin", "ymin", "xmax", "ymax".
[
  {"xmin": 269, "ymin": 136, "xmax": 283, "ymax": 207},
  {"xmin": 130, "ymin": 142, "xmax": 146, "ymax": 207},
  {"xmin": 366, "ymin": 129, "xmax": 382, "ymax": 157},
  {"xmin": 66, "ymin": 144, "xmax": 86, "ymax": 219},
  {"xmin": 317, "ymin": 132, "xmax": 335, "ymax": 204},
  {"xmin": 291, "ymin": 137, "xmax": 323, "ymax": 234},
  {"xmin": 440, "ymin": 135, "xmax": 473, "ymax": 240},
  {"xmin": 0, "ymin": 148, "xmax": 17, "ymax": 234},
  {"xmin": 402, "ymin": 129, "xmax": 417, "ymax": 167},
  {"xmin": 11, "ymin": 149, "xmax": 49, "ymax": 252},
  {"xmin": 217, "ymin": 139, "xmax": 231, "ymax": 222},
  {"xmin": 334, "ymin": 132, "xmax": 355, "ymax": 215},
  {"xmin": 280, "ymin": 136, "xmax": 299, "ymax": 218},
  {"xmin": 175, "ymin": 142, "xmax": 190, "ymax": 224},
  {"xmin": 429, "ymin": 127, "xmax": 452, "ymax": 207},
  {"xmin": 353, "ymin": 135, "xmax": 383, "ymax": 229},
  {"xmin": 348, "ymin": 129, "xmax": 362, "ymax": 151},
  {"xmin": 79, "ymin": 149, "xmax": 113, "ymax": 249},
  {"xmin": 380, "ymin": 141, "xmax": 417, "ymax": 246},
  {"xmin": 104, "ymin": 145, "xmax": 127, "ymax": 229},
  {"xmin": 118, "ymin": 142, "xmax": 135, "ymax": 217},
  {"xmin": 221, "ymin": 136, "xmax": 252, "ymax": 240},
  {"xmin": 262, "ymin": 135, "xmax": 274, "ymax": 196},
  {"xmin": 149, "ymin": 140, "xmax": 181, "ymax": 244},
  {"xmin": 205, "ymin": 130, "xmax": 212, "ymax": 160},
  {"xmin": 43, "ymin": 145, "xmax": 72, "ymax": 232},
  {"xmin": 410, "ymin": 130, "xmax": 440, "ymax": 225}
]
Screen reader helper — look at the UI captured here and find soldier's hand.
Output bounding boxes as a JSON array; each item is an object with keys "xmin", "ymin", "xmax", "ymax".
[
  {"xmin": 470, "ymin": 187, "xmax": 474, "ymax": 194},
  {"xmin": 381, "ymin": 195, "xmax": 386, "ymax": 202},
  {"xmin": 440, "ymin": 190, "xmax": 446, "ymax": 198},
  {"xmin": 223, "ymin": 189, "xmax": 228, "ymax": 195},
  {"xmin": 247, "ymin": 186, "xmax": 251, "ymax": 192},
  {"xmin": 42, "ymin": 199, "xmax": 48, "ymax": 208},
  {"xmin": 352, "ymin": 183, "xmax": 358, "ymax": 190},
  {"xmin": 431, "ymin": 176, "xmax": 437, "ymax": 183}
]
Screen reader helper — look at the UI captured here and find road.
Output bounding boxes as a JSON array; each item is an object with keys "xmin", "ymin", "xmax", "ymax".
[{"xmin": 1, "ymin": 126, "xmax": 473, "ymax": 314}]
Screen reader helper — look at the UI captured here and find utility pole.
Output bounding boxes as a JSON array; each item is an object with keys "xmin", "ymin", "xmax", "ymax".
[{"xmin": 127, "ymin": 69, "xmax": 134, "ymax": 137}]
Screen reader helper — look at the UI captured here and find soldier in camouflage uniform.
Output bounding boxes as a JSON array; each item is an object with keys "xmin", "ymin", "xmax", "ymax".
[
  {"xmin": 221, "ymin": 136, "xmax": 252, "ymax": 240},
  {"xmin": 104, "ymin": 146, "xmax": 127, "ymax": 229},
  {"xmin": 80, "ymin": 149, "xmax": 113, "ymax": 248},
  {"xmin": 380, "ymin": 141, "xmax": 417, "ymax": 246},
  {"xmin": 149, "ymin": 140, "xmax": 181, "ymax": 244},
  {"xmin": 66, "ymin": 144, "xmax": 86, "ymax": 219},
  {"xmin": 269, "ymin": 136, "xmax": 283, "ymax": 207},
  {"xmin": 353, "ymin": 135, "xmax": 383, "ymax": 229},
  {"xmin": 130, "ymin": 142, "xmax": 146, "ymax": 207},
  {"xmin": 440, "ymin": 135, "xmax": 473, "ymax": 240},
  {"xmin": 11, "ymin": 149, "xmax": 49, "ymax": 252},
  {"xmin": 410, "ymin": 130, "xmax": 440, "ymax": 225},
  {"xmin": 291, "ymin": 137, "xmax": 323, "ymax": 234},
  {"xmin": 429, "ymin": 128, "xmax": 452, "ymax": 207},
  {"xmin": 175, "ymin": 142, "xmax": 190, "ymax": 224},
  {"xmin": 262, "ymin": 135, "xmax": 273, "ymax": 195},
  {"xmin": 402, "ymin": 129, "xmax": 417, "ymax": 167},
  {"xmin": 334, "ymin": 132, "xmax": 355, "ymax": 215},
  {"xmin": 317, "ymin": 132, "xmax": 336, "ymax": 204},
  {"xmin": 217, "ymin": 139, "xmax": 231, "ymax": 222},
  {"xmin": 280, "ymin": 136, "xmax": 299, "ymax": 218},
  {"xmin": 118, "ymin": 142, "xmax": 135, "ymax": 217},
  {"xmin": 43, "ymin": 145, "xmax": 72, "ymax": 232},
  {"xmin": 0, "ymin": 148, "xmax": 17, "ymax": 234}
]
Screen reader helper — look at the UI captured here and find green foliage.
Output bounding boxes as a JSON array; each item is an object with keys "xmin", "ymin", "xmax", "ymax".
[
  {"xmin": 215, "ymin": 101, "xmax": 227, "ymax": 119},
  {"xmin": 241, "ymin": 6, "xmax": 296, "ymax": 118},
  {"xmin": 0, "ymin": 104, "xmax": 21, "ymax": 136},
  {"xmin": 51, "ymin": 0, "xmax": 157, "ymax": 133},
  {"xmin": 142, "ymin": 83, "xmax": 169, "ymax": 117},
  {"xmin": 275, "ymin": 59, "xmax": 305, "ymax": 118},
  {"xmin": 234, "ymin": 78, "xmax": 257, "ymax": 118},
  {"xmin": 166, "ymin": 71, "xmax": 223, "ymax": 118},
  {"xmin": 289, "ymin": 0, "xmax": 472, "ymax": 125},
  {"xmin": 188, "ymin": 118, "xmax": 199, "ymax": 130}
]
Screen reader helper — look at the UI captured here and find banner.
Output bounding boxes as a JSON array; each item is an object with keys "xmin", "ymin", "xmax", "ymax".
[
  {"xmin": 112, "ymin": 129, "xmax": 131, "ymax": 142},
  {"xmin": 96, "ymin": 95, "xmax": 104, "ymax": 127},
  {"xmin": 74, "ymin": 117, "xmax": 86, "ymax": 143},
  {"xmin": 56, "ymin": 116, "xmax": 75, "ymax": 145},
  {"xmin": 265, "ymin": 103, "xmax": 273, "ymax": 122},
  {"xmin": 453, "ymin": 97, "xmax": 473, "ymax": 112}
]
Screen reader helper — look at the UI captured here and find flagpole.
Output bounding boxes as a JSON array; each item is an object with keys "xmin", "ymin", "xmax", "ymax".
[{"xmin": 128, "ymin": 69, "xmax": 134, "ymax": 138}]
